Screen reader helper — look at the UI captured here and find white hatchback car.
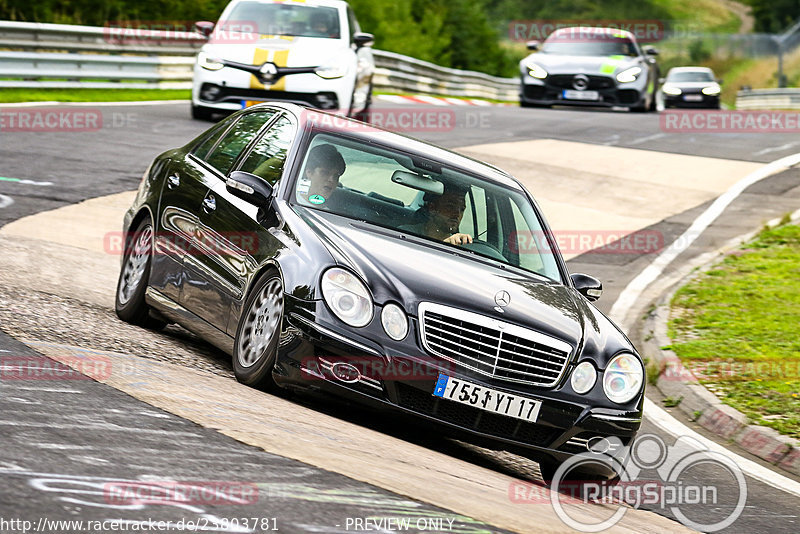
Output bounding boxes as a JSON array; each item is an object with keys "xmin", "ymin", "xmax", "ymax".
[{"xmin": 191, "ymin": 0, "xmax": 374, "ymax": 120}]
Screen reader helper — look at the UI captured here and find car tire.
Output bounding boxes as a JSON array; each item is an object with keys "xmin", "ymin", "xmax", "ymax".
[
  {"xmin": 115, "ymin": 219, "xmax": 166, "ymax": 330},
  {"xmin": 191, "ymin": 104, "xmax": 215, "ymax": 121},
  {"xmin": 349, "ymin": 82, "xmax": 372, "ymax": 123},
  {"xmin": 538, "ymin": 458, "xmax": 622, "ymax": 485},
  {"xmin": 232, "ymin": 271, "xmax": 284, "ymax": 389}
]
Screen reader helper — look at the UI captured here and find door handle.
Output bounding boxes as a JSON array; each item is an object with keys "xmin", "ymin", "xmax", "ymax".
[
  {"xmin": 167, "ymin": 174, "xmax": 180, "ymax": 189},
  {"xmin": 202, "ymin": 195, "xmax": 216, "ymax": 213}
]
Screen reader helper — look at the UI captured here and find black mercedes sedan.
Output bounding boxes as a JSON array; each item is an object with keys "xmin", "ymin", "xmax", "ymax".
[
  {"xmin": 519, "ymin": 26, "xmax": 659, "ymax": 111},
  {"xmin": 115, "ymin": 102, "xmax": 644, "ymax": 480},
  {"xmin": 661, "ymin": 67, "xmax": 722, "ymax": 109}
]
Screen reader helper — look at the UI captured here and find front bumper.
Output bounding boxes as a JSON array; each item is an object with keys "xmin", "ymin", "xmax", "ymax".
[
  {"xmin": 274, "ymin": 297, "xmax": 643, "ymax": 465},
  {"xmin": 192, "ymin": 64, "xmax": 351, "ymax": 112},
  {"xmin": 520, "ymin": 73, "xmax": 647, "ymax": 108},
  {"xmin": 663, "ymin": 92, "xmax": 720, "ymax": 108}
]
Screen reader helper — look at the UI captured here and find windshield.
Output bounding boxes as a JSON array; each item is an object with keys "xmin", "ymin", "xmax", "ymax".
[
  {"xmin": 668, "ymin": 71, "xmax": 715, "ymax": 82},
  {"xmin": 292, "ymin": 133, "xmax": 563, "ymax": 282},
  {"xmin": 220, "ymin": 1, "xmax": 341, "ymax": 39},
  {"xmin": 542, "ymin": 37, "xmax": 638, "ymax": 57}
]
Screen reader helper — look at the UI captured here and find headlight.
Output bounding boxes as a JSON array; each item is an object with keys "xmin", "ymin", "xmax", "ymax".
[
  {"xmin": 198, "ymin": 52, "xmax": 224, "ymax": 71},
  {"xmin": 702, "ymin": 85, "xmax": 721, "ymax": 96},
  {"xmin": 321, "ymin": 268, "xmax": 373, "ymax": 327},
  {"xmin": 315, "ymin": 61, "xmax": 349, "ymax": 79},
  {"xmin": 616, "ymin": 67, "xmax": 642, "ymax": 83},
  {"xmin": 571, "ymin": 361, "xmax": 597, "ymax": 394},
  {"xmin": 524, "ymin": 60, "xmax": 548, "ymax": 79},
  {"xmin": 662, "ymin": 84, "xmax": 682, "ymax": 95},
  {"xmin": 603, "ymin": 353, "xmax": 644, "ymax": 404},
  {"xmin": 381, "ymin": 303, "xmax": 408, "ymax": 341}
]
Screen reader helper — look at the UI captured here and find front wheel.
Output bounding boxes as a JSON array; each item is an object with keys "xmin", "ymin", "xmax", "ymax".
[
  {"xmin": 233, "ymin": 272, "xmax": 284, "ymax": 389},
  {"xmin": 115, "ymin": 219, "xmax": 165, "ymax": 329}
]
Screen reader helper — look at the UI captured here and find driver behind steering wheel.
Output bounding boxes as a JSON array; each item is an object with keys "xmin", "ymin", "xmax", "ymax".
[{"xmin": 401, "ymin": 182, "xmax": 473, "ymax": 246}]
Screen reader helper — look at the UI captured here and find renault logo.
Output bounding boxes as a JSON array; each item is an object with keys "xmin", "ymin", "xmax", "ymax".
[
  {"xmin": 259, "ymin": 62, "xmax": 278, "ymax": 83},
  {"xmin": 572, "ymin": 74, "xmax": 590, "ymax": 91},
  {"xmin": 494, "ymin": 290, "xmax": 511, "ymax": 308}
]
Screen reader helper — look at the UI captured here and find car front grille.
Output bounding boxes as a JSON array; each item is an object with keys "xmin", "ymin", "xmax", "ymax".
[
  {"xmin": 418, "ymin": 303, "xmax": 572, "ymax": 387},
  {"xmin": 547, "ymin": 74, "xmax": 615, "ymax": 90},
  {"xmin": 395, "ymin": 383, "xmax": 557, "ymax": 446},
  {"xmin": 198, "ymin": 83, "xmax": 339, "ymax": 109}
]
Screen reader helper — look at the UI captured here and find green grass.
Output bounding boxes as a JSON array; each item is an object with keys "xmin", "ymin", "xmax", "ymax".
[
  {"xmin": 0, "ymin": 88, "xmax": 191, "ymax": 103},
  {"xmin": 669, "ymin": 223, "xmax": 800, "ymax": 438}
]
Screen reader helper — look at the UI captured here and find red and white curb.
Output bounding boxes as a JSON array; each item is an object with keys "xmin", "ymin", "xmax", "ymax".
[{"xmin": 376, "ymin": 94, "xmax": 511, "ymax": 107}]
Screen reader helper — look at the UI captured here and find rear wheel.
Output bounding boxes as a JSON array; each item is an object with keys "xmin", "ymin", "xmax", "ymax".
[
  {"xmin": 233, "ymin": 272, "xmax": 284, "ymax": 389},
  {"xmin": 115, "ymin": 219, "xmax": 166, "ymax": 329}
]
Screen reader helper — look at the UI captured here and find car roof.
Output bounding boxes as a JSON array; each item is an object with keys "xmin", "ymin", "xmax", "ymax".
[{"xmin": 257, "ymin": 103, "xmax": 525, "ymax": 191}]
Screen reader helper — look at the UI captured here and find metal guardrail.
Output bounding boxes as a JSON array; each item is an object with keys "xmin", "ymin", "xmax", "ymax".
[
  {"xmin": 0, "ymin": 20, "xmax": 519, "ymax": 100},
  {"xmin": 736, "ymin": 89, "xmax": 800, "ymax": 110}
]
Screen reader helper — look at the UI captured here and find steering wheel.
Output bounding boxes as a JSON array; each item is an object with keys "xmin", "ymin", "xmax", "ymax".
[{"xmin": 461, "ymin": 238, "xmax": 506, "ymax": 261}]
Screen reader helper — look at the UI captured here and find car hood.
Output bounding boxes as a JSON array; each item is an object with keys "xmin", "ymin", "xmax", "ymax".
[
  {"xmin": 202, "ymin": 36, "xmax": 349, "ymax": 67},
  {"xmin": 523, "ymin": 53, "xmax": 639, "ymax": 76},
  {"xmin": 298, "ymin": 208, "xmax": 632, "ymax": 355}
]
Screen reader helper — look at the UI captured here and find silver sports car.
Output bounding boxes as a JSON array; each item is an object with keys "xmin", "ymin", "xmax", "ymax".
[{"xmin": 519, "ymin": 27, "xmax": 659, "ymax": 112}]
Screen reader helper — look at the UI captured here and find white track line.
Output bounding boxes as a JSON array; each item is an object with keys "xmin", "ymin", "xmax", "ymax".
[
  {"xmin": 645, "ymin": 398, "xmax": 800, "ymax": 497},
  {"xmin": 0, "ymin": 194, "xmax": 14, "ymax": 209},
  {"xmin": 609, "ymin": 151, "xmax": 800, "ymax": 495},
  {"xmin": 610, "ymin": 151, "xmax": 800, "ymax": 326}
]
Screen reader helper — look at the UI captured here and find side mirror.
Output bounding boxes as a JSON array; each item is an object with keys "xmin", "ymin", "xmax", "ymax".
[
  {"xmin": 644, "ymin": 46, "xmax": 659, "ymax": 56},
  {"xmin": 195, "ymin": 21, "xmax": 215, "ymax": 38},
  {"xmin": 353, "ymin": 32, "xmax": 374, "ymax": 48},
  {"xmin": 526, "ymin": 40, "xmax": 540, "ymax": 51},
  {"xmin": 570, "ymin": 273, "xmax": 603, "ymax": 301},
  {"xmin": 226, "ymin": 171, "xmax": 273, "ymax": 207},
  {"xmin": 658, "ymin": 77, "xmax": 666, "ymax": 84}
]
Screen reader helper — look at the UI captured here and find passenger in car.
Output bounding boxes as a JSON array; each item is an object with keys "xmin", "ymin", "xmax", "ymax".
[
  {"xmin": 400, "ymin": 183, "xmax": 473, "ymax": 246},
  {"xmin": 297, "ymin": 143, "xmax": 346, "ymax": 206}
]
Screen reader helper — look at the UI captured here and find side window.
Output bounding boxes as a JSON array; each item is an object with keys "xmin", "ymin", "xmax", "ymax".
[
  {"xmin": 192, "ymin": 121, "xmax": 232, "ymax": 161},
  {"xmin": 238, "ymin": 116, "xmax": 294, "ymax": 186},
  {"xmin": 509, "ymin": 199, "xmax": 545, "ymax": 273},
  {"xmin": 203, "ymin": 112, "xmax": 274, "ymax": 175}
]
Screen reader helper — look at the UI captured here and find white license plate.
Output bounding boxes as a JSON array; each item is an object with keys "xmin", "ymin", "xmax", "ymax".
[
  {"xmin": 683, "ymin": 94, "xmax": 703, "ymax": 102},
  {"xmin": 433, "ymin": 374, "xmax": 542, "ymax": 423},
  {"xmin": 562, "ymin": 89, "xmax": 599, "ymax": 101}
]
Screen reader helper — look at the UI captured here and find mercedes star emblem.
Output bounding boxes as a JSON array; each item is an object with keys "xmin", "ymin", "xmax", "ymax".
[{"xmin": 572, "ymin": 74, "xmax": 590, "ymax": 91}]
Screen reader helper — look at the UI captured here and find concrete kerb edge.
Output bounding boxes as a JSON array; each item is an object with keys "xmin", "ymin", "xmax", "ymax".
[{"xmin": 640, "ymin": 208, "xmax": 800, "ymax": 477}]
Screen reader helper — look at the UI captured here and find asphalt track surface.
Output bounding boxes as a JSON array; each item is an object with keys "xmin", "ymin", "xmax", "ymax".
[{"xmin": 1, "ymin": 100, "xmax": 800, "ymax": 533}]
